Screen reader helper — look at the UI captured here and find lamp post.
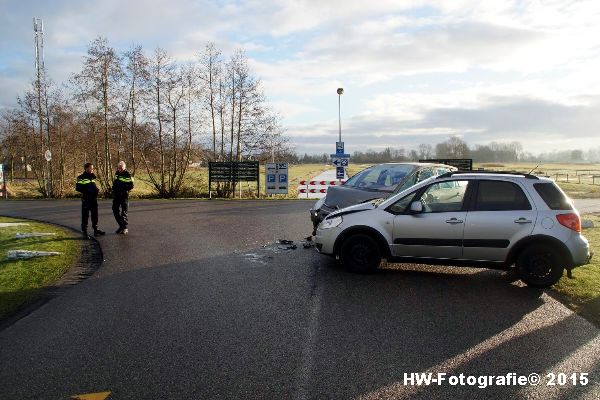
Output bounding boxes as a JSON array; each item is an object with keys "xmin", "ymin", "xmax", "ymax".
[{"xmin": 337, "ymin": 88, "xmax": 344, "ymax": 143}]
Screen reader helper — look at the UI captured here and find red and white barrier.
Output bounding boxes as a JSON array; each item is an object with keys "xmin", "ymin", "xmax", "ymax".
[{"xmin": 298, "ymin": 179, "xmax": 345, "ymax": 198}]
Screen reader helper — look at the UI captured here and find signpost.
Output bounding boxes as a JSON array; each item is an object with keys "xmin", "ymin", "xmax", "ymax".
[
  {"xmin": 0, "ymin": 164, "xmax": 5, "ymax": 199},
  {"xmin": 265, "ymin": 163, "xmax": 289, "ymax": 195},
  {"xmin": 331, "ymin": 141, "xmax": 350, "ymax": 180}
]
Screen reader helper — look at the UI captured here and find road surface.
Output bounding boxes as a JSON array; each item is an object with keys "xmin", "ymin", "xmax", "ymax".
[{"xmin": 0, "ymin": 199, "xmax": 598, "ymax": 399}]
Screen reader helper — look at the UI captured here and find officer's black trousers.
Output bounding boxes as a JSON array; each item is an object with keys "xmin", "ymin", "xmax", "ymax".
[
  {"xmin": 81, "ymin": 198, "xmax": 98, "ymax": 231},
  {"xmin": 112, "ymin": 195, "xmax": 129, "ymax": 229}
]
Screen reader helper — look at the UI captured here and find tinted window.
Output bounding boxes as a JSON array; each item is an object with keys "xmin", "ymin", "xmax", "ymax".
[
  {"xmin": 344, "ymin": 164, "xmax": 416, "ymax": 192},
  {"xmin": 419, "ymin": 180, "xmax": 469, "ymax": 213},
  {"xmin": 474, "ymin": 181, "xmax": 531, "ymax": 211},
  {"xmin": 534, "ymin": 182, "xmax": 574, "ymax": 210}
]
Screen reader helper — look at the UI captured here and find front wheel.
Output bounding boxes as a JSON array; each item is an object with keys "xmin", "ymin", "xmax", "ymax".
[
  {"xmin": 340, "ymin": 234, "xmax": 381, "ymax": 274},
  {"xmin": 516, "ymin": 244, "xmax": 565, "ymax": 288}
]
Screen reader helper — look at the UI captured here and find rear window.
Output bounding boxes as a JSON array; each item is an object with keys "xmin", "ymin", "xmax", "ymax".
[
  {"xmin": 533, "ymin": 182, "xmax": 574, "ymax": 210},
  {"xmin": 474, "ymin": 181, "xmax": 531, "ymax": 211}
]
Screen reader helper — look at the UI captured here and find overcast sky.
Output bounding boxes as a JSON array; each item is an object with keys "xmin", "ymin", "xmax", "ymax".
[{"xmin": 2, "ymin": 0, "xmax": 600, "ymax": 156}]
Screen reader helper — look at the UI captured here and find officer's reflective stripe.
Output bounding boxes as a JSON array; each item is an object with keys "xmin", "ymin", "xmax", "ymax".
[
  {"xmin": 77, "ymin": 179, "xmax": 95, "ymax": 184},
  {"xmin": 117, "ymin": 177, "xmax": 133, "ymax": 183}
]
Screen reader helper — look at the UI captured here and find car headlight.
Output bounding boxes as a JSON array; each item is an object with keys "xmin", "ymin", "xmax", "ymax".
[{"xmin": 320, "ymin": 215, "xmax": 343, "ymax": 229}]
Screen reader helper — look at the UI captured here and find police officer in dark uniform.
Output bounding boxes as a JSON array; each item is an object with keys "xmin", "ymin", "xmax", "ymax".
[
  {"xmin": 112, "ymin": 161, "xmax": 134, "ymax": 234},
  {"xmin": 76, "ymin": 163, "xmax": 105, "ymax": 237}
]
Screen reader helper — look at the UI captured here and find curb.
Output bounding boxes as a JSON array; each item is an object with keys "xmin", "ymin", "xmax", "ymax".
[{"xmin": 0, "ymin": 223, "xmax": 103, "ymax": 332}]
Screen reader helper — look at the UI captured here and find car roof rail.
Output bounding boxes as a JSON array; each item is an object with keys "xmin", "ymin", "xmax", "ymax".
[{"xmin": 436, "ymin": 170, "xmax": 540, "ymax": 180}]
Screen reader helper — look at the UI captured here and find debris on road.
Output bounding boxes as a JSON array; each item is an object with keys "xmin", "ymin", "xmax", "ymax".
[
  {"xmin": 7, "ymin": 250, "xmax": 62, "ymax": 259},
  {"xmin": 15, "ymin": 232, "xmax": 57, "ymax": 239},
  {"xmin": 277, "ymin": 239, "xmax": 297, "ymax": 250}
]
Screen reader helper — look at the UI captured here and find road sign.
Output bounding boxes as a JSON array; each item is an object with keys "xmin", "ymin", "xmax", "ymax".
[
  {"xmin": 331, "ymin": 158, "xmax": 349, "ymax": 167},
  {"xmin": 330, "ymin": 153, "xmax": 350, "ymax": 158},
  {"xmin": 336, "ymin": 141, "xmax": 344, "ymax": 155},
  {"xmin": 265, "ymin": 162, "xmax": 288, "ymax": 194},
  {"xmin": 336, "ymin": 167, "xmax": 345, "ymax": 179}
]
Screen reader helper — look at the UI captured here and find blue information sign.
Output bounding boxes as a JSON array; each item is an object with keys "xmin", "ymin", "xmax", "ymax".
[{"xmin": 336, "ymin": 167, "xmax": 345, "ymax": 179}]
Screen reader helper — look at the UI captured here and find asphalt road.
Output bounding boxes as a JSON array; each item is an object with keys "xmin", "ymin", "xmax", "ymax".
[{"xmin": 0, "ymin": 199, "xmax": 599, "ymax": 399}]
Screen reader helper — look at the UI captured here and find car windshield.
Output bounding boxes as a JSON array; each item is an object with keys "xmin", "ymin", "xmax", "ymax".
[{"xmin": 344, "ymin": 164, "xmax": 416, "ymax": 192}]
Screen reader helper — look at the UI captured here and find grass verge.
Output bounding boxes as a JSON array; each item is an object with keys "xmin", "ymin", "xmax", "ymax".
[
  {"xmin": 552, "ymin": 214, "xmax": 600, "ymax": 326},
  {"xmin": 0, "ymin": 216, "xmax": 80, "ymax": 319}
]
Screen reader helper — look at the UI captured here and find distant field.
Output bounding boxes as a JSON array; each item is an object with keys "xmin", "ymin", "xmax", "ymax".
[
  {"xmin": 4, "ymin": 162, "xmax": 600, "ymax": 199},
  {"xmin": 476, "ymin": 162, "xmax": 600, "ymax": 198}
]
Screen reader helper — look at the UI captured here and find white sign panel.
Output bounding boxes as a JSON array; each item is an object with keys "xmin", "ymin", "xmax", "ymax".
[{"xmin": 265, "ymin": 162, "xmax": 289, "ymax": 195}]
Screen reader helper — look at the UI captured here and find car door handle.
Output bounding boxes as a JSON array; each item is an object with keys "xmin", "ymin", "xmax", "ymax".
[
  {"xmin": 446, "ymin": 218, "xmax": 463, "ymax": 224},
  {"xmin": 514, "ymin": 218, "xmax": 532, "ymax": 224}
]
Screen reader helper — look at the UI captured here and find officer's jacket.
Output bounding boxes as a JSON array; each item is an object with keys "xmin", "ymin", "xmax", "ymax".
[
  {"xmin": 112, "ymin": 170, "xmax": 134, "ymax": 196},
  {"xmin": 76, "ymin": 172, "xmax": 99, "ymax": 200}
]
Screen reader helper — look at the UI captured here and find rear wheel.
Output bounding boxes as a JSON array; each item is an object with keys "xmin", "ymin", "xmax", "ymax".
[
  {"xmin": 340, "ymin": 234, "xmax": 381, "ymax": 274},
  {"xmin": 516, "ymin": 244, "xmax": 564, "ymax": 288}
]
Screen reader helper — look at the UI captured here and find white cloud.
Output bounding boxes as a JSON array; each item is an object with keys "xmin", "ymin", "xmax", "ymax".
[{"xmin": 2, "ymin": 0, "xmax": 600, "ymax": 156}]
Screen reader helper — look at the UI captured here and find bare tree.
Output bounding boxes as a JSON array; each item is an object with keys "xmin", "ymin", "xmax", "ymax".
[
  {"xmin": 199, "ymin": 43, "xmax": 222, "ymax": 161},
  {"xmin": 2, "ymin": 39, "xmax": 291, "ymax": 199},
  {"xmin": 123, "ymin": 45, "xmax": 149, "ymax": 175},
  {"xmin": 73, "ymin": 37, "xmax": 124, "ymax": 193},
  {"xmin": 417, "ymin": 143, "xmax": 433, "ymax": 159}
]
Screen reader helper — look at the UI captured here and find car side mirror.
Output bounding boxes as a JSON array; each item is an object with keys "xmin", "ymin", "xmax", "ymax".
[{"xmin": 410, "ymin": 201, "xmax": 423, "ymax": 213}]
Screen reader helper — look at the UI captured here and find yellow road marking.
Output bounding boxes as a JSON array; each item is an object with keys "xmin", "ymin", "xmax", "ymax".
[{"xmin": 70, "ymin": 391, "xmax": 111, "ymax": 400}]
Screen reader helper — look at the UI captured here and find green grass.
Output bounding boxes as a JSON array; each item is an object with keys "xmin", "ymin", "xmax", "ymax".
[
  {"xmin": 0, "ymin": 216, "xmax": 80, "ymax": 319},
  {"xmin": 552, "ymin": 214, "xmax": 600, "ymax": 325}
]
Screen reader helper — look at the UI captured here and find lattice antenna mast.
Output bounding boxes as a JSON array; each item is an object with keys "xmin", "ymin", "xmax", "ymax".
[
  {"xmin": 33, "ymin": 17, "xmax": 53, "ymax": 197},
  {"xmin": 33, "ymin": 18, "xmax": 45, "ymax": 78}
]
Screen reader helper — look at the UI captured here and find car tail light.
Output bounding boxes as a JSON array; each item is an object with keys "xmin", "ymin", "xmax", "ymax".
[{"xmin": 556, "ymin": 213, "xmax": 581, "ymax": 232}]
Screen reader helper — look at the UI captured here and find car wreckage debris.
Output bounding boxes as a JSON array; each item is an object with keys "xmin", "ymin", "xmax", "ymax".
[
  {"xmin": 8, "ymin": 250, "xmax": 62, "ymax": 259},
  {"xmin": 15, "ymin": 232, "xmax": 57, "ymax": 239},
  {"xmin": 277, "ymin": 239, "xmax": 297, "ymax": 250}
]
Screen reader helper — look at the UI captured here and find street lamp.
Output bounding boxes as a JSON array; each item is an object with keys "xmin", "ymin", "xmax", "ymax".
[{"xmin": 337, "ymin": 88, "xmax": 344, "ymax": 143}]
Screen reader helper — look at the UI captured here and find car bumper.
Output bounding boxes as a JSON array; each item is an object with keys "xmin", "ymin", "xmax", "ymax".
[
  {"xmin": 567, "ymin": 234, "xmax": 592, "ymax": 267},
  {"xmin": 314, "ymin": 226, "xmax": 340, "ymax": 256}
]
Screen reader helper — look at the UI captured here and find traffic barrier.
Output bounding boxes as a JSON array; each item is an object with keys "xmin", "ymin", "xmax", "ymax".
[
  {"xmin": 299, "ymin": 180, "xmax": 344, "ymax": 186},
  {"xmin": 298, "ymin": 180, "xmax": 345, "ymax": 198}
]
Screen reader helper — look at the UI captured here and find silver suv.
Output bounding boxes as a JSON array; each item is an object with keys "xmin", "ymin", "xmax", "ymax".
[{"xmin": 315, "ymin": 171, "xmax": 592, "ymax": 288}]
